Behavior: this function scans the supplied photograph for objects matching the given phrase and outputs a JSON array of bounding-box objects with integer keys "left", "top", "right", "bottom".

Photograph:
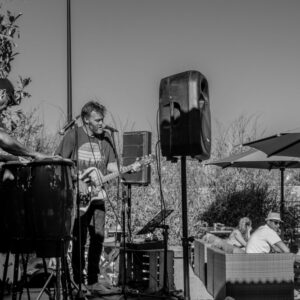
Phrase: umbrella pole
[{"left": 280, "top": 168, "right": 285, "bottom": 219}]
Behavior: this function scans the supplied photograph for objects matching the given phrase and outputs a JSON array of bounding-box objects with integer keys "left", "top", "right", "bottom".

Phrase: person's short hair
[{"left": 81, "top": 100, "right": 106, "bottom": 121}]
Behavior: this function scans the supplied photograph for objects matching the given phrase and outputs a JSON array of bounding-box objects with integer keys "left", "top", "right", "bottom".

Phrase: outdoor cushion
[{"left": 203, "top": 233, "right": 240, "bottom": 254}]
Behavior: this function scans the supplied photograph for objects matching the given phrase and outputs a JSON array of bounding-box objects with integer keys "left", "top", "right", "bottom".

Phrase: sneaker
[
  {"left": 87, "top": 282, "right": 121, "bottom": 295},
  {"left": 87, "top": 282, "right": 112, "bottom": 293},
  {"left": 72, "top": 284, "right": 91, "bottom": 297},
  {"left": 98, "top": 278, "right": 112, "bottom": 289}
]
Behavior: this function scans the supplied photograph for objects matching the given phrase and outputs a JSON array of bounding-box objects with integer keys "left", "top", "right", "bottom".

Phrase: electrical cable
[
  {"left": 155, "top": 108, "right": 170, "bottom": 291},
  {"left": 82, "top": 123, "right": 122, "bottom": 226}
]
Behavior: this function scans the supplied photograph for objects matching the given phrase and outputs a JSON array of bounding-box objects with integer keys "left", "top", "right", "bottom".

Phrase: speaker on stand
[
  {"left": 159, "top": 70, "right": 211, "bottom": 160},
  {"left": 122, "top": 131, "right": 152, "bottom": 186},
  {"left": 122, "top": 130, "right": 152, "bottom": 241},
  {"left": 159, "top": 70, "right": 211, "bottom": 300},
  {"left": 118, "top": 131, "right": 152, "bottom": 294}
]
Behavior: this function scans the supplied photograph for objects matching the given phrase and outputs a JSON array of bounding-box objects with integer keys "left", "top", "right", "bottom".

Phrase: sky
[{"left": 2, "top": 0, "right": 300, "bottom": 140}]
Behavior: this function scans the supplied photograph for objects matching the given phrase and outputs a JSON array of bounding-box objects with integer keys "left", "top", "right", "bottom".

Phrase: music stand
[
  {"left": 136, "top": 209, "right": 182, "bottom": 298},
  {"left": 137, "top": 209, "right": 173, "bottom": 235}
]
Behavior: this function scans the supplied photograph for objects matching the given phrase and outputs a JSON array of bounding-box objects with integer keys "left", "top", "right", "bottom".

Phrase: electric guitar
[{"left": 78, "top": 155, "right": 154, "bottom": 213}]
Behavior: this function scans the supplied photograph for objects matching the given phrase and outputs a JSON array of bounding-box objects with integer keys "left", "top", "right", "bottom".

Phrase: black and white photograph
[{"left": 1, "top": 1, "right": 300, "bottom": 299}]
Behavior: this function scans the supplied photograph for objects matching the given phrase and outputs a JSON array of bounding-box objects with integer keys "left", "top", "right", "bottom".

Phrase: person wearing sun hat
[{"left": 246, "top": 211, "right": 290, "bottom": 253}]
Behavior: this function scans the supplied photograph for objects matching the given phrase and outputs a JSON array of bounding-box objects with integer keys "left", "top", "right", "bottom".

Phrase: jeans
[{"left": 72, "top": 199, "right": 105, "bottom": 285}]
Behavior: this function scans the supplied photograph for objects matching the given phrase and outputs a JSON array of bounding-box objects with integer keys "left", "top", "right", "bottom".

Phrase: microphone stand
[
  {"left": 58, "top": 120, "right": 87, "bottom": 299},
  {"left": 73, "top": 123, "right": 87, "bottom": 300},
  {"left": 106, "top": 130, "right": 129, "bottom": 299}
]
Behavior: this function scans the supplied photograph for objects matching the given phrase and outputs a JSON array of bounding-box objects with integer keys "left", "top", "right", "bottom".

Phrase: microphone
[
  {"left": 104, "top": 125, "right": 119, "bottom": 133},
  {"left": 59, "top": 115, "right": 81, "bottom": 135}
]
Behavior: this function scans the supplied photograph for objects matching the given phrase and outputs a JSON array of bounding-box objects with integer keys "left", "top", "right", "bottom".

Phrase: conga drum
[
  {"left": 28, "top": 159, "right": 75, "bottom": 257},
  {"left": 0, "top": 161, "right": 33, "bottom": 253}
]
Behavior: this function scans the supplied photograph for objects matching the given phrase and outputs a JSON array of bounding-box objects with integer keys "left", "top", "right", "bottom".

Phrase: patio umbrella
[
  {"left": 243, "top": 132, "right": 300, "bottom": 158},
  {"left": 206, "top": 148, "right": 300, "bottom": 217}
]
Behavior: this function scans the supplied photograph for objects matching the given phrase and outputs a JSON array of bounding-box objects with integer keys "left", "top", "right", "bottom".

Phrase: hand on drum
[{"left": 33, "top": 152, "right": 62, "bottom": 160}]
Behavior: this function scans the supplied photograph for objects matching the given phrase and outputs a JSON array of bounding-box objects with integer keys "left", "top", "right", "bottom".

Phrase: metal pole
[
  {"left": 280, "top": 168, "right": 285, "bottom": 218},
  {"left": 67, "top": 0, "right": 73, "bottom": 122},
  {"left": 181, "top": 156, "right": 190, "bottom": 300}
]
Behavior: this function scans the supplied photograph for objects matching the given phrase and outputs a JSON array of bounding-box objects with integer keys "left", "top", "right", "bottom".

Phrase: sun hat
[{"left": 265, "top": 211, "right": 283, "bottom": 222}]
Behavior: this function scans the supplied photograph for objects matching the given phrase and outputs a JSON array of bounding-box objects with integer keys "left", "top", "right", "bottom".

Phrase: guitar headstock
[
  {"left": 129, "top": 154, "right": 155, "bottom": 172},
  {"left": 135, "top": 154, "right": 155, "bottom": 166}
]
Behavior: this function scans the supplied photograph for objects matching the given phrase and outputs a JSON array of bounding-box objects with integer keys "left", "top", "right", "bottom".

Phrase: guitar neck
[{"left": 101, "top": 164, "right": 133, "bottom": 184}]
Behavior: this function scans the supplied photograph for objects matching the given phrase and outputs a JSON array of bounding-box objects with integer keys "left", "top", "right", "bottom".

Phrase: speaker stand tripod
[{"left": 156, "top": 224, "right": 183, "bottom": 299}]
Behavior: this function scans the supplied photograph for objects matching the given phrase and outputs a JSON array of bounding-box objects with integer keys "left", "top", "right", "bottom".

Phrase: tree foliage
[
  {"left": 0, "top": 6, "right": 56, "bottom": 154},
  {"left": 0, "top": 6, "right": 31, "bottom": 101}
]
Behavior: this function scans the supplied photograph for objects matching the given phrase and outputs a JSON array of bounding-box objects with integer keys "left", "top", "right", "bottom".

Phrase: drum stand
[
  {"left": 32, "top": 238, "right": 74, "bottom": 300},
  {"left": 34, "top": 257, "right": 57, "bottom": 300},
  {"left": 35, "top": 244, "right": 74, "bottom": 300},
  {"left": 0, "top": 247, "right": 32, "bottom": 300},
  {"left": 1, "top": 240, "right": 74, "bottom": 300},
  {"left": 0, "top": 252, "right": 10, "bottom": 300}
]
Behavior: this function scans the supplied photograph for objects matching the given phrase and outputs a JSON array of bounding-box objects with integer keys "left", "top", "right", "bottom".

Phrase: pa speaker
[
  {"left": 159, "top": 70, "right": 211, "bottom": 160},
  {"left": 122, "top": 131, "right": 151, "bottom": 186}
]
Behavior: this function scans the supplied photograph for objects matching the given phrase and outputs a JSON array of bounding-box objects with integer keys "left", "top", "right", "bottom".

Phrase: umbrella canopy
[
  {"left": 208, "top": 148, "right": 300, "bottom": 169},
  {"left": 244, "top": 132, "right": 300, "bottom": 158},
  {"left": 207, "top": 148, "right": 300, "bottom": 217}
]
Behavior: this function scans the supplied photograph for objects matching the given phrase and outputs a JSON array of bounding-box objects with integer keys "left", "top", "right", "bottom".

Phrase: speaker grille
[
  {"left": 122, "top": 131, "right": 152, "bottom": 185},
  {"left": 159, "top": 70, "right": 211, "bottom": 160}
]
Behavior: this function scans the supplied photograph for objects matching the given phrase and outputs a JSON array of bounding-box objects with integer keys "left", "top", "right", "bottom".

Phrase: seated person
[
  {"left": 246, "top": 211, "right": 290, "bottom": 253},
  {"left": 227, "top": 217, "right": 252, "bottom": 248}
]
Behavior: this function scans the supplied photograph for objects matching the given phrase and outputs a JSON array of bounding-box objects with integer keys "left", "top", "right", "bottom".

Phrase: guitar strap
[{"left": 87, "top": 132, "right": 110, "bottom": 199}]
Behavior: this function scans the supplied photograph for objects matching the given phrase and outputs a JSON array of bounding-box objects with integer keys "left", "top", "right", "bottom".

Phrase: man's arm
[
  {"left": 107, "top": 161, "right": 118, "bottom": 173},
  {"left": 0, "top": 129, "right": 45, "bottom": 159},
  {"left": 272, "top": 241, "right": 290, "bottom": 253},
  {"left": 108, "top": 161, "right": 142, "bottom": 175}
]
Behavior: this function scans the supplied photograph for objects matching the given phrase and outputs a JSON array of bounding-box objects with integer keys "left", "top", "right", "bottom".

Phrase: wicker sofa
[{"left": 194, "top": 237, "right": 295, "bottom": 300}]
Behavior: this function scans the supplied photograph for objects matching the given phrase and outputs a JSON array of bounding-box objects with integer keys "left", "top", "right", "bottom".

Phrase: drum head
[
  {"left": 29, "top": 158, "right": 74, "bottom": 167},
  {"left": 2, "top": 161, "right": 29, "bottom": 168}
]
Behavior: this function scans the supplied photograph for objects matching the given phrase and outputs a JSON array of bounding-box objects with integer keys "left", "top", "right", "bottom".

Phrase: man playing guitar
[{"left": 55, "top": 100, "right": 120, "bottom": 293}]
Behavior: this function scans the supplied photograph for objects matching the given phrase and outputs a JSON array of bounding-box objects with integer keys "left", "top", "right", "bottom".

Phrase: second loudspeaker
[{"left": 122, "top": 131, "right": 152, "bottom": 186}]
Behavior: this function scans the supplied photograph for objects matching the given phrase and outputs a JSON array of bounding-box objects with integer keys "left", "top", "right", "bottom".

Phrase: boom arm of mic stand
[{"left": 107, "top": 131, "right": 128, "bottom": 294}]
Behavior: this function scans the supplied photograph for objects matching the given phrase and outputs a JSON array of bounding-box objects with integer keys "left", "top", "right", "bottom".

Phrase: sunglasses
[{"left": 271, "top": 220, "right": 281, "bottom": 225}]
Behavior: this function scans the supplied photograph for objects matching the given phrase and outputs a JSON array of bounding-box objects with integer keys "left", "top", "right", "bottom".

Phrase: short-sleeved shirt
[
  {"left": 245, "top": 224, "right": 281, "bottom": 253},
  {"left": 55, "top": 126, "right": 116, "bottom": 175}
]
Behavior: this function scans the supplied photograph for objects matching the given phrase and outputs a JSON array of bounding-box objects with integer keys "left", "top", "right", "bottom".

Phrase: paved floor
[{"left": 1, "top": 247, "right": 212, "bottom": 300}]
